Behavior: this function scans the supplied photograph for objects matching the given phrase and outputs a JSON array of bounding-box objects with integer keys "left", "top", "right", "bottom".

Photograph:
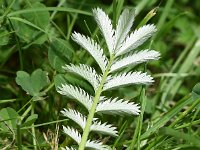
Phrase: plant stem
[
  {"left": 113, "top": 121, "right": 128, "bottom": 147},
  {"left": 128, "top": 64, "right": 147, "bottom": 150},
  {"left": 8, "top": 18, "right": 23, "bottom": 70},
  {"left": 137, "top": 64, "right": 147, "bottom": 150},
  {"left": 17, "top": 117, "right": 22, "bottom": 150},
  {"left": 78, "top": 55, "right": 115, "bottom": 150},
  {"left": 31, "top": 101, "right": 37, "bottom": 150},
  {"left": 113, "top": 0, "right": 117, "bottom": 28},
  {"left": 137, "top": 88, "right": 146, "bottom": 150},
  {"left": 128, "top": 119, "right": 138, "bottom": 149},
  {"left": 128, "top": 88, "right": 145, "bottom": 150},
  {"left": 66, "top": 0, "right": 85, "bottom": 40}
]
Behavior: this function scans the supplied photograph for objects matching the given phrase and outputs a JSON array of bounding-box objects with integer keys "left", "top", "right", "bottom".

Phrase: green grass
[{"left": 0, "top": 0, "right": 200, "bottom": 149}]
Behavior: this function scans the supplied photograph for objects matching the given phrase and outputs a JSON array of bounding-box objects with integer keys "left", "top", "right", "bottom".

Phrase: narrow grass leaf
[
  {"left": 141, "top": 95, "right": 192, "bottom": 140},
  {"left": 159, "top": 127, "right": 200, "bottom": 148}
]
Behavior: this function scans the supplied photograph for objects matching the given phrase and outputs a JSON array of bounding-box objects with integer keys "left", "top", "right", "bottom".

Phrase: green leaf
[
  {"left": 0, "top": 29, "right": 10, "bottom": 45},
  {"left": 16, "top": 71, "right": 34, "bottom": 95},
  {"left": 22, "top": 3, "right": 49, "bottom": 30},
  {"left": 54, "top": 74, "right": 67, "bottom": 90},
  {"left": 11, "top": 2, "right": 50, "bottom": 44},
  {"left": 0, "top": 46, "right": 15, "bottom": 64},
  {"left": 0, "top": 107, "right": 19, "bottom": 134},
  {"left": 48, "top": 38, "right": 74, "bottom": 72},
  {"left": 54, "top": 74, "right": 93, "bottom": 93},
  {"left": 31, "top": 69, "right": 49, "bottom": 94},
  {"left": 16, "top": 69, "right": 50, "bottom": 96},
  {"left": 22, "top": 114, "right": 38, "bottom": 127}
]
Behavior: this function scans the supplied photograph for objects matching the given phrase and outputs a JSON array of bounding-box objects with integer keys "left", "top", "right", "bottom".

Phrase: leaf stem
[
  {"left": 21, "top": 104, "right": 32, "bottom": 121},
  {"left": 0, "top": 98, "right": 22, "bottom": 104},
  {"left": 43, "top": 81, "right": 55, "bottom": 93},
  {"left": 78, "top": 55, "right": 115, "bottom": 150}
]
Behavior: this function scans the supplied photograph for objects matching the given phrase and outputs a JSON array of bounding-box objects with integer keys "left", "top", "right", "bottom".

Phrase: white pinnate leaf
[
  {"left": 63, "top": 64, "right": 101, "bottom": 91},
  {"left": 110, "top": 49, "right": 160, "bottom": 72},
  {"left": 63, "top": 126, "right": 108, "bottom": 150},
  {"left": 104, "top": 72, "right": 154, "bottom": 91},
  {"left": 93, "top": 8, "right": 115, "bottom": 55},
  {"left": 115, "top": 8, "right": 135, "bottom": 51},
  {"left": 86, "top": 139, "right": 108, "bottom": 150},
  {"left": 59, "top": 7, "right": 160, "bottom": 150},
  {"left": 116, "top": 24, "right": 157, "bottom": 56},
  {"left": 62, "top": 147, "right": 76, "bottom": 150},
  {"left": 63, "top": 126, "right": 81, "bottom": 144},
  {"left": 57, "top": 84, "right": 92, "bottom": 111},
  {"left": 61, "top": 109, "right": 118, "bottom": 136},
  {"left": 72, "top": 32, "right": 108, "bottom": 72},
  {"left": 61, "top": 108, "right": 86, "bottom": 129},
  {"left": 96, "top": 98, "right": 140, "bottom": 115},
  {"left": 91, "top": 120, "right": 118, "bottom": 136}
]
